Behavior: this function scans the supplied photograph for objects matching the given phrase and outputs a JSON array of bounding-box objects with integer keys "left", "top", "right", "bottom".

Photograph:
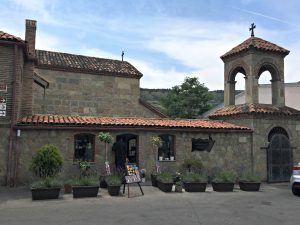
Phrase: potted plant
[
  {"left": 175, "top": 181, "right": 183, "bottom": 193},
  {"left": 150, "top": 136, "right": 162, "bottom": 187},
  {"left": 239, "top": 173, "right": 261, "bottom": 191},
  {"left": 99, "top": 175, "right": 108, "bottom": 188},
  {"left": 211, "top": 170, "right": 237, "bottom": 192},
  {"left": 140, "top": 169, "right": 146, "bottom": 183},
  {"left": 106, "top": 174, "right": 122, "bottom": 196},
  {"left": 64, "top": 179, "right": 73, "bottom": 194},
  {"left": 98, "top": 132, "right": 113, "bottom": 165},
  {"left": 31, "top": 177, "right": 62, "bottom": 200},
  {"left": 71, "top": 176, "right": 100, "bottom": 198},
  {"left": 182, "top": 172, "right": 207, "bottom": 192},
  {"left": 182, "top": 158, "right": 203, "bottom": 173},
  {"left": 156, "top": 172, "right": 174, "bottom": 192},
  {"left": 30, "top": 144, "right": 63, "bottom": 200}
]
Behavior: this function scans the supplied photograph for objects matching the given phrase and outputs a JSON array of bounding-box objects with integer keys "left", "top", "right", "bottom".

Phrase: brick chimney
[
  {"left": 20, "top": 19, "right": 37, "bottom": 116},
  {"left": 25, "top": 19, "right": 36, "bottom": 59}
]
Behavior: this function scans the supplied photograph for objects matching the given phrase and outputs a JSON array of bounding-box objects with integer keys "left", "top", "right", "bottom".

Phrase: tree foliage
[
  {"left": 30, "top": 144, "right": 63, "bottom": 178},
  {"left": 161, "top": 77, "right": 213, "bottom": 118}
]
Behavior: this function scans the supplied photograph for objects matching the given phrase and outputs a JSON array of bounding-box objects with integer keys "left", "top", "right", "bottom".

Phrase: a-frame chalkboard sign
[{"left": 123, "top": 164, "right": 144, "bottom": 198}]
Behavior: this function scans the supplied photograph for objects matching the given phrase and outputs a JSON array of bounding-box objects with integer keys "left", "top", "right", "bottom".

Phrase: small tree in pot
[
  {"left": 98, "top": 132, "right": 113, "bottom": 187},
  {"left": 30, "top": 144, "right": 63, "bottom": 200},
  {"left": 71, "top": 161, "right": 100, "bottom": 198},
  {"left": 149, "top": 136, "right": 162, "bottom": 187}
]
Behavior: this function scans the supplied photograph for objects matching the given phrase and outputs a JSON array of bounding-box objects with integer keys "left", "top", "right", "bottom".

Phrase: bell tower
[{"left": 221, "top": 23, "right": 289, "bottom": 107}]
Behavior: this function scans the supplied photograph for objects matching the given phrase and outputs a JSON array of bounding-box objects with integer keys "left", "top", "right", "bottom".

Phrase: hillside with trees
[{"left": 140, "top": 88, "right": 242, "bottom": 117}]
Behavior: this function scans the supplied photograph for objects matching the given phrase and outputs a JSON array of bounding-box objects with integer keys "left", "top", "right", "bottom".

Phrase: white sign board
[
  {"left": 0, "top": 97, "right": 6, "bottom": 104},
  {"left": 0, "top": 111, "right": 6, "bottom": 117},
  {"left": 0, "top": 83, "right": 7, "bottom": 92},
  {"left": 0, "top": 103, "right": 6, "bottom": 110}
]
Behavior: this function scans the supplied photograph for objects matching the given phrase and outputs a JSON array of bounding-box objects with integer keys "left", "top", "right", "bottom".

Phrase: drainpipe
[{"left": 7, "top": 44, "right": 18, "bottom": 187}]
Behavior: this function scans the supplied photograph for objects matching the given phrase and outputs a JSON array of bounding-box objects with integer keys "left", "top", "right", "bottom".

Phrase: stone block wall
[
  {"left": 33, "top": 68, "right": 160, "bottom": 118},
  {"left": 224, "top": 116, "right": 300, "bottom": 180},
  {"left": 16, "top": 128, "right": 252, "bottom": 184}
]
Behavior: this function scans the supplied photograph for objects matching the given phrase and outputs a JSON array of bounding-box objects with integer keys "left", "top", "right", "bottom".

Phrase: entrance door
[
  {"left": 116, "top": 134, "right": 138, "bottom": 165},
  {"left": 267, "top": 133, "right": 293, "bottom": 182}
]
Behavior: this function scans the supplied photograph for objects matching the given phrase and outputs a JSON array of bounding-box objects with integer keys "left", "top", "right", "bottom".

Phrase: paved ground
[{"left": 0, "top": 183, "right": 299, "bottom": 225}]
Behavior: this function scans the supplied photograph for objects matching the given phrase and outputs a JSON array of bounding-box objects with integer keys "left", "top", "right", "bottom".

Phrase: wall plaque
[
  {"left": 0, "top": 111, "right": 6, "bottom": 117},
  {"left": 192, "top": 136, "right": 215, "bottom": 152},
  {"left": 0, "top": 97, "right": 6, "bottom": 104},
  {"left": 0, "top": 103, "right": 6, "bottom": 110},
  {"left": 0, "top": 83, "right": 7, "bottom": 92}
]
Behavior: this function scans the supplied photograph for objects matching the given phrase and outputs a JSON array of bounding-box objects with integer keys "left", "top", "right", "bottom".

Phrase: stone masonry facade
[
  {"left": 16, "top": 129, "right": 252, "bottom": 184},
  {"left": 32, "top": 68, "right": 159, "bottom": 118}
]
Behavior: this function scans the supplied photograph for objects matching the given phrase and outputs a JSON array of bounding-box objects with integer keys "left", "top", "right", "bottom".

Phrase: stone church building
[{"left": 0, "top": 20, "right": 299, "bottom": 186}]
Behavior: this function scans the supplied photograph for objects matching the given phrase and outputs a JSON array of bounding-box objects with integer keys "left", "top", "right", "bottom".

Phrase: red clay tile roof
[
  {"left": 0, "top": 31, "right": 24, "bottom": 43},
  {"left": 18, "top": 115, "right": 251, "bottom": 131},
  {"left": 221, "top": 37, "right": 289, "bottom": 60},
  {"left": 209, "top": 103, "right": 300, "bottom": 119},
  {"left": 35, "top": 50, "right": 143, "bottom": 78}
]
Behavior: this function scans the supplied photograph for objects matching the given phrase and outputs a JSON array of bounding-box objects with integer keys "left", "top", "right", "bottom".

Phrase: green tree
[{"left": 161, "top": 77, "right": 212, "bottom": 118}]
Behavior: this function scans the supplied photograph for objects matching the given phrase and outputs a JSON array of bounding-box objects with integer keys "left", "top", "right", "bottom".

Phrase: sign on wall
[
  {"left": 191, "top": 136, "right": 215, "bottom": 152},
  {"left": 0, "top": 97, "right": 6, "bottom": 117},
  {"left": 0, "top": 83, "right": 7, "bottom": 92}
]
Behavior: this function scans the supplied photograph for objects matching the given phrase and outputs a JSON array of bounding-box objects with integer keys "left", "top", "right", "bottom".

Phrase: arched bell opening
[
  {"left": 225, "top": 66, "right": 247, "bottom": 106},
  {"left": 257, "top": 63, "right": 285, "bottom": 106}
]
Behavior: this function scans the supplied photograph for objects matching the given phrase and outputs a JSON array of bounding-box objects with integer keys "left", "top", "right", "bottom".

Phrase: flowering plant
[{"left": 140, "top": 169, "right": 147, "bottom": 178}]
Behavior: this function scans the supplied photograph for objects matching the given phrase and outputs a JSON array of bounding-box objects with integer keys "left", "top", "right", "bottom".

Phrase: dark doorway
[
  {"left": 116, "top": 134, "right": 138, "bottom": 165},
  {"left": 267, "top": 129, "right": 293, "bottom": 182}
]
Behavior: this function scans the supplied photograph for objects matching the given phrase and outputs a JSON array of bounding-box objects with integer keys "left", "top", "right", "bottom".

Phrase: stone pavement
[{"left": 0, "top": 183, "right": 299, "bottom": 225}]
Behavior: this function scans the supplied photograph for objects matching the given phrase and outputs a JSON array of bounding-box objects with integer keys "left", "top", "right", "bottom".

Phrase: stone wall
[
  {"left": 16, "top": 128, "right": 252, "bottom": 184},
  {"left": 224, "top": 116, "right": 300, "bottom": 180},
  {"left": 33, "top": 68, "right": 160, "bottom": 118}
]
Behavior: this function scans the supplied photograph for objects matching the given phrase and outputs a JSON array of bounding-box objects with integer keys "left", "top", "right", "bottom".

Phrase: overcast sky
[{"left": 1, "top": 0, "right": 300, "bottom": 90}]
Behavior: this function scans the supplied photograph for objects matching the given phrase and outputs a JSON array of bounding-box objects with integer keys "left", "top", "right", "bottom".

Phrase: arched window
[
  {"left": 268, "top": 127, "right": 289, "bottom": 142},
  {"left": 74, "top": 133, "right": 95, "bottom": 162},
  {"left": 158, "top": 134, "right": 175, "bottom": 161}
]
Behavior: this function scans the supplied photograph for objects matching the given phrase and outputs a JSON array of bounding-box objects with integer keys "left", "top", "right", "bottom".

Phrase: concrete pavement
[{"left": 0, "top": 183, "right": 299, "bottom": 225}]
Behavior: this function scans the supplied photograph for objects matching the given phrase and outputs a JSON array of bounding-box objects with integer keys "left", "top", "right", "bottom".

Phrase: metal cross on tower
[
  {"left": 121, "top": 51, "right": 124, "bottom": 61},
  {"left": 249, "top": 23, "right": 256, "bottom": 37}
]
